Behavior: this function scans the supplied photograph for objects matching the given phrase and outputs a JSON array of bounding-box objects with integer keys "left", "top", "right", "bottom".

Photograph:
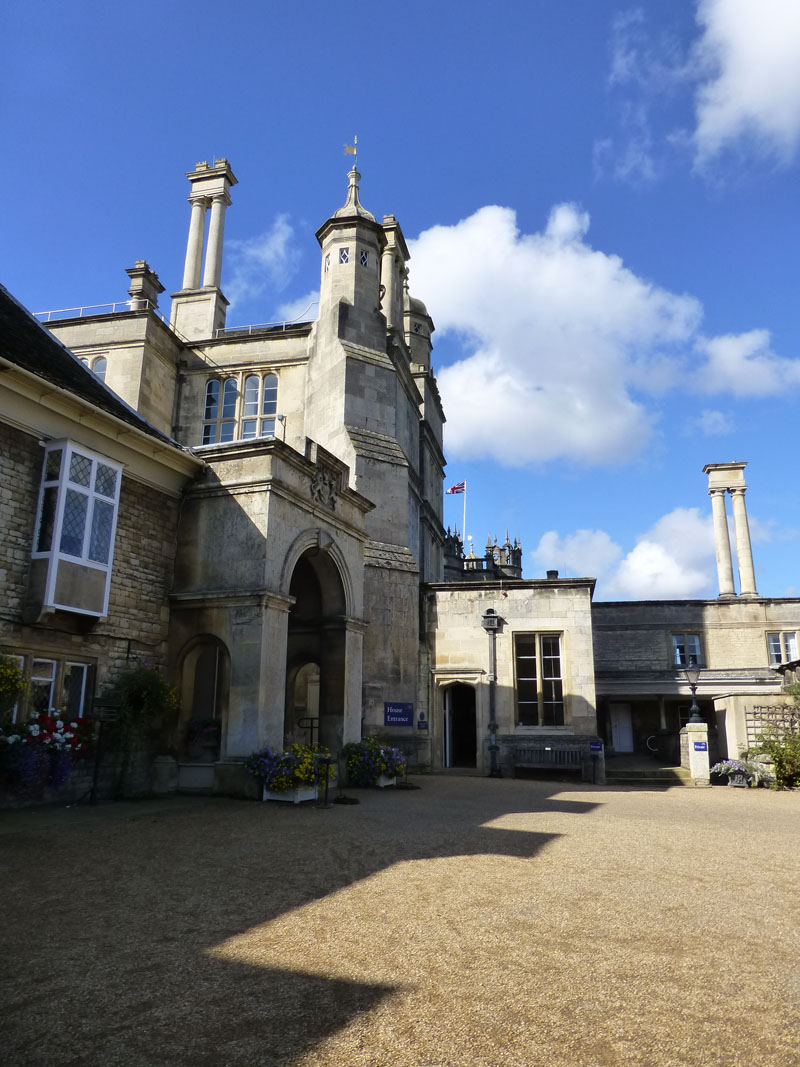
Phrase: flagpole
[{"left": 463, "top": 481, "right": 467, "bottom": 545}]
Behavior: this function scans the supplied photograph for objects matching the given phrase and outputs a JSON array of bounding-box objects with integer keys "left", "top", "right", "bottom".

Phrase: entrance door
[
  {"left": 444, "top": 684, "right": 477, "bottom": 768},
  {"left": 609, "top": 702, "right": 634, "bottom": 752}
]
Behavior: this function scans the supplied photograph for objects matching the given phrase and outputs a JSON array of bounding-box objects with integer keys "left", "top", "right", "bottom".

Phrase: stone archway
[
  {"left": 178, "top": 635, "right": 230, "bottom": 760},
  {"left": 286, "top": 548, "right": 348, "bottom": 754}
]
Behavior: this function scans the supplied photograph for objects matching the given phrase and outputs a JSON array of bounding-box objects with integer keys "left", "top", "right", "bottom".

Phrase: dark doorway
[{"left": 444, "top": 684, "right": 477, "bottom": 768}]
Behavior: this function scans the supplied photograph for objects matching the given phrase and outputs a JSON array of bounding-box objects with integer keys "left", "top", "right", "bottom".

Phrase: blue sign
[
  {"left": 384, "top": 702, "right": 413, "bottom": 726},
  {"left": 417, "top": 712, "right": 428, "bottom": 731},
  {"left": 589, "top": 740, "right": 603, "bottom": 751},
  {"left": 693, "top": 741, "right": 708, "bottom": 752}
]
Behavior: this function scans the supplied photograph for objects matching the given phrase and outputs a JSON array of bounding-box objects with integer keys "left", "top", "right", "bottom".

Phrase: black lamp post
[
  {"left": 684, "top": 665, "right": 703, "bottom": 723},
  {"left": 481, "top": 608, "right": 502, "bottom": 777}
]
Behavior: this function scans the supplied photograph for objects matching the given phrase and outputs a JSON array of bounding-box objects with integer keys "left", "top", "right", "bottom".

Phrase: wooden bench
[{"left": 512, "top": 743, "right": 587, "bottom": 780}]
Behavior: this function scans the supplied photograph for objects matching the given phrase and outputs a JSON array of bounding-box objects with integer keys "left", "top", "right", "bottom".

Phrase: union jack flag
[{"left": 445, "top": 481, "right": 466, "bottom": 495}]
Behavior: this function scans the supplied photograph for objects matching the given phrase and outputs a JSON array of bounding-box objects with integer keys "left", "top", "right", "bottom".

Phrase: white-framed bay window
[{"left": 31, "top": 440, "right": 122, "bottom": 617}]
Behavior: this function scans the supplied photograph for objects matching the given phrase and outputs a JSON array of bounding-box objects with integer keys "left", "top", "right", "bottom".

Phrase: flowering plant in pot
[
  {"left": 709, "top": 759, "right": 752, "bottom": 786},
  {"left": 245, "top": 743, "right": 334, "bottom": 796},
  {"left": 343, "top": 737, "right": 406, "bottom": 786},
  {"left": 185, "top": 717, "right": 222, "bottom": 759},
  {"left": 0, "top": 710, "right": 95, "bottom": 792}
]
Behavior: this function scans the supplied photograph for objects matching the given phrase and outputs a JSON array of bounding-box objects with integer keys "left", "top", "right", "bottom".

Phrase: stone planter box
[
  {"left": 727, "top": 772, "right": 750, "bottom": 788},
  {"left": 263, "top": 785, "right": 317, "bottom": 804},
  {"left": 177, "top": 761, "right": 215, "bottom": 792}
]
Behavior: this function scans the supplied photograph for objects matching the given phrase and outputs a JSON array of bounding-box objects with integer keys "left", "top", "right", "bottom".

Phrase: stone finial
[{"left": 333, "top": 166, "right": 376, "bottom": 222}]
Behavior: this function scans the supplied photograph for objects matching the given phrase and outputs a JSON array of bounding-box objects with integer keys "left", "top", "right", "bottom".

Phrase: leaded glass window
[{"left": 32, "top": 441, "right": 122, "bottom": 617}]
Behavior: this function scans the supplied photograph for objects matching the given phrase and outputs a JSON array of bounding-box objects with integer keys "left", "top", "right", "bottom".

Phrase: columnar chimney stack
[
  {"left": 170, "top": 158, "right": 238, "bottom": 341},
  {"left": 703, "top": 462, "right": 759, "bottom": 598}
]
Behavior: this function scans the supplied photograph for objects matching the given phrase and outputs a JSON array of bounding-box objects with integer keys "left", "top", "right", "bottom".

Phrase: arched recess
[
  {"left": 285, "top": 545, "right": 348, "bottom": 754},
  {"left": 284, "top": 661, "right": 321, "bottom": 747},
  {"left": 280, "top": 528, "right": 354, "bottom": 617},
  {"left": 440, "top": 681, "right": 477, "bottom": 768},
  {"left": 177, "top": 634, "right": 230, "bottom": 759}
]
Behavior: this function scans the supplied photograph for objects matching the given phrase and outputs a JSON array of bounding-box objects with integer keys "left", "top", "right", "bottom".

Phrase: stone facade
[
  {"left": 36, "top": 162, "right": 448, "bottom": 792},
  {"left": 7, "top": 157, "right": 799, "bottom": 802},
  {"left": 423, "top": 578, "right": 599, "bottom": 774},
  {"left": 592, "top": 598, "right": 800, "bottom": 760}
]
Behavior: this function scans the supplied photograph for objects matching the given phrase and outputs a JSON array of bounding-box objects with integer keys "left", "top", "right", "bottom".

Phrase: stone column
[
  {"left": 202, "top": 194, "right": 228, "bottom": 288},
  {"left": 182, "top": 198, "right": 207, "bottom": 290},
  {"left": 730, "top": 488, "right": 758, "bottom": 597},
  {"left": 380, "top": 247, "right": 397, "bottom": 327},
  {"left": 709, "top": 488, "right": 736, "bottom": 597}
]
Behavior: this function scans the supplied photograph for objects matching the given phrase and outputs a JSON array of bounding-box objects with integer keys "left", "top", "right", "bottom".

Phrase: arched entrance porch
[{"left": 285, "top": 547, "right": 348, "bottom": 754}]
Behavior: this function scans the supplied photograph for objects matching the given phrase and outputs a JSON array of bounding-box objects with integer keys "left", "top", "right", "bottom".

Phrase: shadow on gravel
[{"left": 0, "top": 780, "right": 601, "bottom": 1066}]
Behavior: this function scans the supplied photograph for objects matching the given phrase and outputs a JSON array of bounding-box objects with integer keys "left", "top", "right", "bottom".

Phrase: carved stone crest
[{"left": 310, "top": 466, "right": 338, "bottom": 510}]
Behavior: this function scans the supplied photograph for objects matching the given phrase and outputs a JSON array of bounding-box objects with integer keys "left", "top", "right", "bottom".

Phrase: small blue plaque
[
  {"left": 589, "top": 740, "right": 603, "bottom": 751},
  {"left": 384, "top": 702, "right": 413, "bottom": 726},
  {"left": 693, "top": 741, "right": 708, "bottom": 752}
]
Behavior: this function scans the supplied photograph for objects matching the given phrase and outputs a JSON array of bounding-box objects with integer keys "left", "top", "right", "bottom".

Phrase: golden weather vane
[{"left": 343, "top": 134, "right": 358, "bottom": 168}]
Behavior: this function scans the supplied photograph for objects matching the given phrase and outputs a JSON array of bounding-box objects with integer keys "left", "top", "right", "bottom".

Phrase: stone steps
[{"left": 605, "top": 766, "right": 693, "bottom": 787}]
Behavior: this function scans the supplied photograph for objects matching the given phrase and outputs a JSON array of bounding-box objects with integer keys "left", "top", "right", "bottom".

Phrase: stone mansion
[{"left": 1, "top": 158, "right": 798, "bottom": 793}]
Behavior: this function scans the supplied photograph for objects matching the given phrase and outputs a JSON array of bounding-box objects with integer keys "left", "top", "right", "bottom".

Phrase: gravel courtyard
[{"left": 1, "top": 776, "right": 798, "bottom": 1067}]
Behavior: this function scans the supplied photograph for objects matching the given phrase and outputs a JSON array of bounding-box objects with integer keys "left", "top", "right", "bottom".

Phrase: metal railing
[
  {"left": 214, "top": 301, "right": 319, "bottom": 339},
  {"left": 35, "top": 300, "right": 170, "bottom": 325},
  {"left": 34, "top": 297, "right": 320, "bottom": 346}
]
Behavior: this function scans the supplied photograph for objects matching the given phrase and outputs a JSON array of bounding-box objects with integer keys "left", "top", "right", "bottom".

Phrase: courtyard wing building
[{"left": 2, "top": 159, "right": 798, "bottom": 796}]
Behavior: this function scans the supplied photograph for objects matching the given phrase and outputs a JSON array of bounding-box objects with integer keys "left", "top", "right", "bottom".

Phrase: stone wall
[
  {"left": 0, "top": 421, "right": 180, "bottom": 704},
  {"left": 593, "top": 599, "right": 800, "bottom": 676},
  {"left": 425, "top": 579, "right": 598, "bottom": 772}
]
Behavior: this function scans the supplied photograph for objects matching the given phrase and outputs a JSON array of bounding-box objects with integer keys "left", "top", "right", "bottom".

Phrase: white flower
[
  {"left": 65, "top": 731, "right": 74, "bottom": 739},
  {"left": 8, "top": 734, "right": 19, "bottom": 744},
  {"left": 29, "top": 711, "right": 40, "bottom": 720},
  {"left": 55, "top": 720, "right": 63, "bottom": 729},
  {"left": 29, "top": 724, "right": 40, "bottom": 736},
  {"left": 69, "top": 722, "right": 78, "bottom": 729}
]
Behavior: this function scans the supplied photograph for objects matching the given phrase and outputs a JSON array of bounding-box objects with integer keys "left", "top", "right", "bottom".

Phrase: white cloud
[
  {"left": 692, "top": 0, "right": 800, "bottom": 166},
  {"left": 686, "top": 409, "right": 734, "bottom": 436},
  {"left": 224, "top": 214, "right": 300, "bottom": 310},
  {"left": 532, "top": 507, "right": 717, "bottom": 600},
  {"left": 409, "top": 204, "right": 704, "bottom": 466},
  {"left": 410, "top": 204, "right": 800, "bottom": 469},
  {"left": 697, "top": 329, "right": 800, "bottom": 395},
  {"left": 275, "top": 289, "right": 319, "bottom": 323},
  {"left": 533, "top": 529, "right": 622, "bottom": 581}
]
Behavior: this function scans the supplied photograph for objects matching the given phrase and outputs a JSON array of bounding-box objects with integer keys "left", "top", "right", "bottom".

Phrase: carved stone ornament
[{"left": 310, "top": 467, "right": 338, "bottom": 510}]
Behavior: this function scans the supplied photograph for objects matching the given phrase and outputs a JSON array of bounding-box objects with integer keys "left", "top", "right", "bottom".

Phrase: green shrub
[
  {"left": 748, "top": 724, "right": 800, "bottom": 790},
  {"left": 0, "top": 655, "right": 24, "bottom": 723}
]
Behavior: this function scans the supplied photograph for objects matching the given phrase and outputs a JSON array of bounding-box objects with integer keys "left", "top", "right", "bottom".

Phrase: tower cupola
[{"left": 316, "top": 165, "right": 386, "bottom": 342}]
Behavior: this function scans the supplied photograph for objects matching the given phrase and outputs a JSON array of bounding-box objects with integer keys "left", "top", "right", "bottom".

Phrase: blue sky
[{"left": 5, "top": 0, "right": 800, "bottom": 599}]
